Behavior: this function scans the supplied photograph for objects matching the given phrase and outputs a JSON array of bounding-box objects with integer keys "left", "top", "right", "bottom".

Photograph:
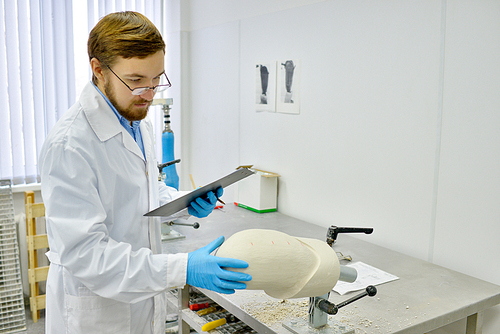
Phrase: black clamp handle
[
  {"left": 326, "top": 226, "right": 373, "bottom": 246},
  {"left": 316, "top": 285, "right": 377, "bottom": 315}
]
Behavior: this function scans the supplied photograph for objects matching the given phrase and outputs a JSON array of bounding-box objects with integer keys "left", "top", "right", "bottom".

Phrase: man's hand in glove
[
  {"left": 188, "top": 187, "right": 223, "bottom": 218},
  {"left": 187, "top": 236, "right": 252, "bottom": 294}
]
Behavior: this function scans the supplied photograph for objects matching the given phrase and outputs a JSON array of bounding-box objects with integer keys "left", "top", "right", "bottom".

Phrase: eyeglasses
[{"left": 104, "top": 64, "right": 171, "bottom": 96}]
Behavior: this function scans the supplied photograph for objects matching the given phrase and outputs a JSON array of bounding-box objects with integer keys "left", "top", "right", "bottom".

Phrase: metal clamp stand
[
  {"left": 166, "top": 221, "right": 200, "bottom": 229},
  {"left": 157, "top": 158, "right": 187, "bottom": 241},
  {"left": 313, "top": 286, "right": 377, "bottom": 320},
  {"left": 161, "top": 219, "right": 200, "bottom": 241},
  {"left": 284, "top": 225, "right": 377, "bottom": 334},
  {"left": 283, "top": 286, "right": 377, "bottom": 334}
]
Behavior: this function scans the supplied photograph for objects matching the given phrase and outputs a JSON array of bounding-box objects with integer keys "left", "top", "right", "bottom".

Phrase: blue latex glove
[
  {"left": 188, "top": 187, "right": 223, "bottom": 218},
  {"left": 187, "top": 236, "right": 252, "bottom": 294}
]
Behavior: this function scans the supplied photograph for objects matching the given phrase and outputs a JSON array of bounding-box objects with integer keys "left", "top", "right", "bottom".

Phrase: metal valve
[{"left": 157, "top": 159, "right": 181, "bottom": 181}]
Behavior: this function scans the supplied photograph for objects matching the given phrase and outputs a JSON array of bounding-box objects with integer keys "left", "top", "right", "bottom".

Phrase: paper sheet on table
[{"left": 332, "top": 261, "right": 399, "bottom": 295}]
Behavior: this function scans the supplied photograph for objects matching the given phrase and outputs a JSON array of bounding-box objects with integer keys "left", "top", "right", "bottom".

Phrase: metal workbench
[{"left": 162, "top": 205, "right": 500, "bottom": 334}]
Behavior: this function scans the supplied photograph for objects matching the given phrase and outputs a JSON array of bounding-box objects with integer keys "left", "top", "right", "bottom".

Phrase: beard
[{"left": 104, "top": 81, "right": 151, "bottom": 122}]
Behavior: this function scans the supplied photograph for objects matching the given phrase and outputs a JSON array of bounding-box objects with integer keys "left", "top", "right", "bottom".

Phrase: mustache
[{"left": 134, "top": 98, "right": 151, "bottom": 104}]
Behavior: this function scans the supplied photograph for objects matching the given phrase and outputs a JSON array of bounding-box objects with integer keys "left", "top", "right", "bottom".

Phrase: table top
[{"left": 162, "top": 205, "right": 500, "bottom": 334}]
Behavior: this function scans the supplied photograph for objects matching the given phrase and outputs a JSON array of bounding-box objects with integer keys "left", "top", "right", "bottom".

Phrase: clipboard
[{"left": 144, "top": 168, "right": 254, "bottom": 217}]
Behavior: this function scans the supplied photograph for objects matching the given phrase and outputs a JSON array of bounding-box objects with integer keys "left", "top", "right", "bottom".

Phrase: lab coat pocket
[{"left": 65, "top": 292, "right": 131, "bottom": 333}]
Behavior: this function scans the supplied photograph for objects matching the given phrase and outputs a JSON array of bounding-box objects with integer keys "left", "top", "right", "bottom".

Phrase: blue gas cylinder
[{"left": 162, "top": 129, "right": 179, "bottom": 190}]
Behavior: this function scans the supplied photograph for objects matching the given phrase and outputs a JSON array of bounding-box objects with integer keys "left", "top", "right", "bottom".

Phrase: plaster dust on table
[
  {"left": 241, "top": 295, "right": 309, "bottom": 326},
  {"left": 337, "top": 308, "right": 392, "bottom": 334},
  {"left": 337, "top": 303, "right": 423, "bottom": 334},
  {"left": 239, "top": 291, "right": 418, "bottom": 334},
  {"left": 240, "top": 292, "right": 394, "bottom": 334}
]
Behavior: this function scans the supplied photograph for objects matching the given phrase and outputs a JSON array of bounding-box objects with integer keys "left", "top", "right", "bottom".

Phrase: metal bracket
[{"left": 282, "top": 318, "right": 354, "bottom": 334}]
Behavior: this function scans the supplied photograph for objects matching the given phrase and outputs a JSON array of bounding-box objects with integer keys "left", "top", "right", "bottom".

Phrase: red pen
[{"left": 189, "top": 302, "right": 210, "bottom": 311}]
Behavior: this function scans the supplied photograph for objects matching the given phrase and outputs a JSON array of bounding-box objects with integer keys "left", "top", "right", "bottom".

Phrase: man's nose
[{"left": 140, "top": 88, "right": 155, "bottom": 100}]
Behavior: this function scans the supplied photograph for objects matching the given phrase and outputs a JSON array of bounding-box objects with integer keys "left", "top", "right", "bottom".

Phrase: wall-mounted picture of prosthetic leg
[
  {"left": 259, "top": 65, "right": 269, "bottom": 104},
  {"left": 255, "top": 62, "right": 276, "bottom": 112},
  {"left": 277, "top": 59, "right": 300, "bottom": 114}
]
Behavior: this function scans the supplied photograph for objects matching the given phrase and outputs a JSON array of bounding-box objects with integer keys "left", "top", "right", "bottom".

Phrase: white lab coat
[{"left": 39, "top": 82, "right": 187, "bottom": 334}]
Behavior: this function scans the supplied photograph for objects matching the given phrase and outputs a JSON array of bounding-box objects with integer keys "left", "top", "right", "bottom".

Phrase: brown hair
[{"left": 88, "top": 11, "right": 165, "bottom": 84}]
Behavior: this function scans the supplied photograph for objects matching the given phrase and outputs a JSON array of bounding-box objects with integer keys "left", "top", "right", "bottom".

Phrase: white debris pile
[
  {"left": 338, "top": 309, "right": 391, "bottom": 334},
  {"left": 241, "top": 298, "right": 309, "bottom": 326}
]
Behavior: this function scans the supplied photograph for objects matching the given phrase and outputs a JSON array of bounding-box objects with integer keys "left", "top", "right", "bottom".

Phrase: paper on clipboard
[{"left": 144, "top": 168, "right": 254, "bottom": 217}]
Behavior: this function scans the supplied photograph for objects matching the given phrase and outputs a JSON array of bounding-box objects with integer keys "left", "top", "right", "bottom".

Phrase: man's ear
[{"left": 90, "top": 58, "right": 106, "bottom": 84}]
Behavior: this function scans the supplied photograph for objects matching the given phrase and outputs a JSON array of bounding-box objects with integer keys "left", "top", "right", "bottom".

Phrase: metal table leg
[
  {"left": 178, "top": 285, "right": 191, "bottom": 334},
  {"left": 466, "top": 311, "right": 484, "bottom": 334}
]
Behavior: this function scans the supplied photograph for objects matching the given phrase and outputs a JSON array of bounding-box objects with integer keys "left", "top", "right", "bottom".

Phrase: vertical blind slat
[
  {"left": 30, "top": 0, "right": 45, "bottom": 183},
  {"left": 53, "top": 0, "right": 70, "bottom": 121},
  {"left": 98, "top": 1, "right": 106, "bottom": 19},
  {"left": 154, "top": 0, "right": 162, "bottom": 32},
  {"left": 135, "top": 0, "right": 143, "bottom": 14},
  {"left": 125, "top": 0, "right": 134, "bottom": 11},
  {"left": 65, "top": 1, "right": 76, "bottom": 107},
  {"left": 5, "top": 1, "right": 25, "bottom": 184},
  {"left": 40, "top": 0, "right": 57, "bottom": 133},
  {"left": 18, "top": 0, "right": 37, "bottom": 184},
  {"left": 105, "top": 0, "right": 113, "bottom": 14},
  {"left": 0, "top": 1, "right": 13, "bottom": 178},
  {"left": 115, "top": 0, "right": 123, "bottom": 13},
  {"left": 87, "top": 0, "right": 95, "bottom": 34},
  {"left": 144, "top": 0, "right": 153, "bottom": 19}
]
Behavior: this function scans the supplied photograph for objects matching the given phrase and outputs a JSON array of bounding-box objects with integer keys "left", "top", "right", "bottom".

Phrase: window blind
[
  {"left": 0, "top": 0, "right": 75, "bottom": 185},
  {"left": 0, "top": 0, "right": 166, "bottom": 185}
]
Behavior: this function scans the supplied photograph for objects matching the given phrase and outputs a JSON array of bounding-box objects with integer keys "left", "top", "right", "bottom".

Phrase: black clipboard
[{"left": 144, "top": 168, "right": 254, "bottom": 217}]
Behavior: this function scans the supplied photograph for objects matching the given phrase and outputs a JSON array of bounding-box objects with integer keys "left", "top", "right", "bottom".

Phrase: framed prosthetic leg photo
[
  {"left": 255, "top": 62, "right": 276, "bottom": 112},
  {"left": 277, "top": 59, "right": 300, "bottom": 114}
]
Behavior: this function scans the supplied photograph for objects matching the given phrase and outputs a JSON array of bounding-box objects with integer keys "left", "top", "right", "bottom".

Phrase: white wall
[
  {"left": 432, "top": 1, "right": 500, "bottom": 333},
  {"left": 186, "top": 21, "right": 241, "bottom": 191},
  {"left": 182, "top": 0, "right": 500, "bottom": 333}
]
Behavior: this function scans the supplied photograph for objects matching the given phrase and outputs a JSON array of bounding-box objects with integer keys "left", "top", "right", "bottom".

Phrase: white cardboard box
[{"left": 236, "top": 168, "right": 280, "bottom": 213}]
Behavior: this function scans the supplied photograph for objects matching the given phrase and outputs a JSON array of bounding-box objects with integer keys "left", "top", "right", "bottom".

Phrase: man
[{"left": 39, "top": 11, "right": 251, "bottom": 334}]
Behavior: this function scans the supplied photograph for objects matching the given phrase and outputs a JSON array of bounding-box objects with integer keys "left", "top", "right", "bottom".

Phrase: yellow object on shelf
[
  {"left": 196, "top": 306, "right": 219, "bottom": 316},
  {"left": 201, "top": 317, "right": 227, "bottom": 331},
  {"left": 201, "top": 314, "right": 238, "bottom": 332}
]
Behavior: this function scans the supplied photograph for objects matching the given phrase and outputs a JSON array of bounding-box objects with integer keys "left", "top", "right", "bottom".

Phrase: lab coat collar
[{"left": 80, "top": 82, "right": 145, "bottom": 161}]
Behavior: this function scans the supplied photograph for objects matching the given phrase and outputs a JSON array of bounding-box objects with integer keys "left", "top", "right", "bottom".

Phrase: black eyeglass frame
[{"left": 104, "top": 63, "right": 171, "bottom": 96}]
